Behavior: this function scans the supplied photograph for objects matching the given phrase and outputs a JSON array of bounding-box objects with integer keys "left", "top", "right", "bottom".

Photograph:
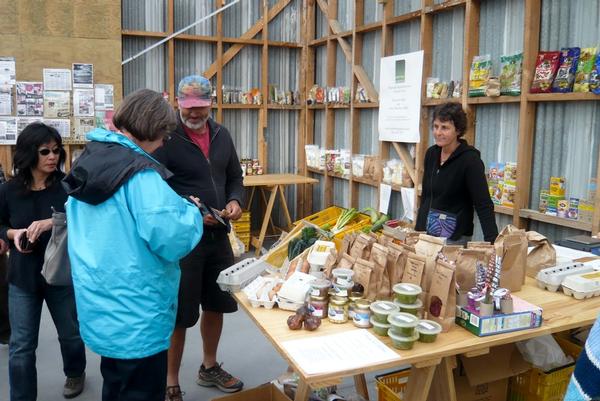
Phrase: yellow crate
[
  {"left": 232, "top": 221, "right": 251, "bottom": 233},
  {"left": 508, "top": 333, "right": 583, "bottom": 401},
  {"left": 237, "top": 211, "right": 251, "bottom": 223},
  {"left": 331, "top": 214, "right": 372, "bottom": 249},
  {"left": 376, "top": 369, "right": 410, "bottom": 401},
  {"left": 294, "top": 206, "right": 344, "bottom": 227}
]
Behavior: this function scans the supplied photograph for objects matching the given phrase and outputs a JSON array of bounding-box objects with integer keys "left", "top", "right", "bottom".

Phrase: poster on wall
[
  {"left": 74, "top": 117, "right": 95, "bottom": 140},
  {"left": 94, "top": 84, "right": 114, "bottom": 110},
  {"left": 16, "top": 82, "right": 44, "bottom": 116},
  {"left": 378, "top": 51, "right": 424, "bottom": 143},
  {"left": 44, "top": 91, "right": 71, "bottom": 118},
  {"left": 0, "top": 85, "right": 12, "bottom": 115},
  {"left": 72, "top": 63, "right": 93, "bottom": 88},
  {"left": 73, "top": 88, "right": 94, "bottom": 116},
  {"left": 0, "top": 57, "right": 16, "bottom": 85},
  {"left": 43, "top": 68, "right": 72, "bottom": 91},
  {"left": 44, "top": 118, "right": 71, "bottom": 138},
  {"left": 95, "top": 110, "right": 116, "bottom": 131},
  {"left": 0, "top": 117, "right": 17, "bottom": 145},
  {"left": 17, "top": 117, "right": 43, "bottom": 134}
]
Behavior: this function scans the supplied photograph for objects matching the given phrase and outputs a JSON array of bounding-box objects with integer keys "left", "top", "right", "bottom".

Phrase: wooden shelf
[
  {"left": 388, "top": 11, "right": 422, "bottom": 25},
  {"left": 308, "top": 104, "right": 326, "bottom": 109},
  {"left": 352, "top": 176, "right": 378, "bottom": 188},
  {"left": 307, "top": 167, "right": 324, "bottom": 175},
  {"left": 220, "top": 104, "right": 262, "bottom": 109},
  {"left": 424, "top": 0, "right": 467, "bottom": 14},
  {"left": 328, "top": 104, "right": 350, "bottom": 109},
  {"left": 267, "top": 104, "right": 303, "bottom": 110},
  {"left": 122, "top": 30, "right": 302, "bottom": 48},
  {"left": 526, "top": 92, "right": 600, "bottom": 102},
  {"left": 519, "top": 208, "right": 592, "bottom": 231},
  {"left": 467, "top": 96, "right": 521, "bottom": 105},
  {"left": 494, "top": 205, "right": 514, "bottom": 216},
  {"left": 354, "top": 102, "right": 379, "bottom": 108},
  {"left": 422, "top": 97, "right": 461, "bottom": 107}
]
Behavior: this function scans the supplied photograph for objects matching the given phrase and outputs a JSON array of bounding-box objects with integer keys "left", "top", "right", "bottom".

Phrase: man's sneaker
[
  {"left": 165, "top": 385, "right": 185, "bottom": 401},
  {"left": 63, "top": 372, "right": 85, "bottom": 399},
  {"left": 197, "top": 363, "right": 243, "bottom": 393}
]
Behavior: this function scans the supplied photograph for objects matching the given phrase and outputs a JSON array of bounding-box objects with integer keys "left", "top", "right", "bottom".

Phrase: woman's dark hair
[
  {"left": 112, "top": 89, "right": 177, "bottom": 141},
  {"left": 13, "top": 122, "right": 65, "bottom": 190},
  {"left": 432, "top": 102, "right": 467, "bottom": 137}
]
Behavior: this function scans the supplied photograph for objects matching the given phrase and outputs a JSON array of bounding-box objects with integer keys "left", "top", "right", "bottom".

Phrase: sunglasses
[{"left": 38, "top": 148, "right": 61, "bottom": 156}]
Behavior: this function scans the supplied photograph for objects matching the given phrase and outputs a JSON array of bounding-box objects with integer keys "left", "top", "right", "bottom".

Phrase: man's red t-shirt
[{"left": 182, "top": 123, "right": 210, "bottom": 159}]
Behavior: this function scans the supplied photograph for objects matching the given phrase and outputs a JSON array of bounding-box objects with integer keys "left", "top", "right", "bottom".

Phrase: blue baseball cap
[{"left": 177, "top": 75, "right": 212, "bottom": 108}]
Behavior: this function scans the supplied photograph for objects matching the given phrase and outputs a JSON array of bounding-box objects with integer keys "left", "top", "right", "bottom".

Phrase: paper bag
[
  {"left": 526, "top": 231, "right": 556, "bottom": 278},
  {"left": 427, "top": 259, "right": 456, "bottom": 332}
]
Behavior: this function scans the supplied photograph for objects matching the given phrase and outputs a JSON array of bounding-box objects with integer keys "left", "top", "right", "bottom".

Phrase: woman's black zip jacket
[
  {"left": 153, "top": 117, "right": 244, "bottom": 233},
  {"left": 415, "top": 140, "right": 498, "bottom": 243}
]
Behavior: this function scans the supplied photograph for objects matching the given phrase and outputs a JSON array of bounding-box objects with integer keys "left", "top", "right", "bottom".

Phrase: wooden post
[
  {"left": 349, "top": 1, "right": 364, "bottom": 209},
  {"left": 259, "top": 0, "right": 270, "bottom": 171},
  {"left": 324, "top": 0, "right": 338, "bottom": 207},
  {"left": 462, "top": 0, "right": 480, "bottom": 146},
  {"left": 167, "top": 0, "right": 175, "bottom": 106},
  {"left": 216, "top": 0, "right": 224, "bottom": 123}
]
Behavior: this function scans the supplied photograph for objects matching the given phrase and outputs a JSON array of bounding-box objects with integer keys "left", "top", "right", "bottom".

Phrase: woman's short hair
[
  {"left": 13, "top": 122, "right": 65, "bottom": 189},
  {"left": 432, "top": 102, "right": 467, "bottom": 137},
  {"left": 112, "top": 89, "right": 177, "bottom": 141}
]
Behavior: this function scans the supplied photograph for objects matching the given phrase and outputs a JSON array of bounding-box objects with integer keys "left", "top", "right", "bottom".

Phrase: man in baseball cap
[{"left": 153, "top": 75, "right": 245, "bottom": 400}]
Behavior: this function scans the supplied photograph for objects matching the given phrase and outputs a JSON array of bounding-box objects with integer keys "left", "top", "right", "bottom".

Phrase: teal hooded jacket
[{"left": 63, "top": 129, "right": 203, "bottom": 359}]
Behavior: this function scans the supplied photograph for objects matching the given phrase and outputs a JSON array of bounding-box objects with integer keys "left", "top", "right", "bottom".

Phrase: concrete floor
[{"left": 0, "top": 295, "right": 385, "bottom": 401}]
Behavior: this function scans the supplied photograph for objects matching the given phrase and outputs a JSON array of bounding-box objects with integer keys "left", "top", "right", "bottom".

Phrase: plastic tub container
[
  {"left": 394, "top": 298, "right": 423, "bottom": 317},
  {"left": 416, "top": 320, "right": 442, "bottom": 343},
  {"left": 332, "top": 281, "right": 354, "bottom": 297},
  {"left": 387, "top": 328, "right": 419, "bottom": 350},
  {"left": 370, "top": 301, "right": 400, "bottom": 324},
  {"left": 332, "top": 268, "right": 354, "bottom": 286},
  {"left": 307, "top": 241, "right": 336, "bottom": 272},
  {"left": 392, "top": 283, "right": 422, "bottom": 304},
  {"left": 370, "top": 316, "right": 391, "bottom": 336},
  {"left": 387, "top": 312, "right": 419, "bottom": 337},
  {"left": 309, "top": 279, "right": 331, "bottom": 298}
]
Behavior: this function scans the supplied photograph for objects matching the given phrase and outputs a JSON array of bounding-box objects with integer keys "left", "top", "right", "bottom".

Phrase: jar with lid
[
  {"left": 308, "top": 296, "right": 328, "bottom": 318},
  {"left": 328, "top": 296, "right": 348, "bottom": 324},
  {"left": 352, "top": 299, "right": 372, "bottom": 328},
  {"left": 348, "top": 294, "right": 364, "bottom": 319}
]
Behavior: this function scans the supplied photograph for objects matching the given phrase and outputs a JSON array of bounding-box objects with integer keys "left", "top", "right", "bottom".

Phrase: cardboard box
[
  {"left": 455, "top": 344, "right": 530, "bottom": 401},
  {"left": 455, "top": 295, "right": 543, "bottom": 337},
  {"left": 212, "top": 383, "right": 291, "bottom": 401}
]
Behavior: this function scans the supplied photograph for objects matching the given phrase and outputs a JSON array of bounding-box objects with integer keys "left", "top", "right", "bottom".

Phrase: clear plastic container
[
  {"left": 392, "top": 283, "right": 422, "bottom": 304},
  {"left": 309, "top": 279, "right": 331, "bottom": 298},
  {"left": 416, "top": 320, "right": 442, "bottom": 343},
  {"left": 387, "top": 312, "right": 419, "bottom": 337},
  {"left": 370, "top": 316, "right": 391, "bottom": 336},
  {"left": 388, "top": 329, "right": 419, "bottom": 350},
  {"left": 394, "top": 298, "right": 423, "bottom": 317},
  {"left": 332, "top": 268, "right": 354, "bottom": 286},
  {"left": 370, "top": 301, "right": 400, "bottom": 324}
]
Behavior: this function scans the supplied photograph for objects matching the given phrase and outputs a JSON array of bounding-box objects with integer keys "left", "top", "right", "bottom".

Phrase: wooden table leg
[
  {"left": 353, "top": 373, "right": 370, "bottom": 400},
  {"left": 427, "top": 357, "right": 457, "bottom": 401},
  {"left": 254, "top": 185, "right": 278, "bottom": 256},
  {"left": 278, "top": 185, "right": 294, "bottom": 230},
  {"left": 404, "top": 363, "right": 438, "bottom": 401},
  {"left": 294, "top": 379, "right": 311, "bottom": 401},
  {"left": 247, "top": 186, "right": 256, "bottom": 210},
  {"left": 260, "top": 187, "right": 277, "bottom": 234}
]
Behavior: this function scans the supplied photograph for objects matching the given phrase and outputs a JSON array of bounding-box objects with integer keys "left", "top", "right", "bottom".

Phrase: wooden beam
[
  {"left": 461, "top": 0, "right": 480, "bottom": 146},
  {"left": 323, "top": 0, "right": 337, "bottom": 208},
  {"left": 349, "top": 0, "right": 364, "bottom": 209},
  {"left": 259, "top": 0, "right": 269, "bottom": 171},
  {"left": 514, "top": 0, "right": 541, "bottom": 228},
  {"left": 302, "top": 0, "right": 317, "bottom": 216},
  {"left": 216, "top": 0, "right": 224, "bottom": 123},
  {"left": 203, "top": 0, "right": 291, "bottom": 79},
  {"left": 392, "top": 142, "right": 417, "bottom": 185},
  {"left": 167, "top": 0, "right": 175, "bottom": 106}
]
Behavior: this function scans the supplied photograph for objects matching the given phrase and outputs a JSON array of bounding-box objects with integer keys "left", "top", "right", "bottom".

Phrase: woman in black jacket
[
  {"left": 415, "top": 102, "right": 498, "bottom": 244},
  {"left": 0, "top": 123, "right": 86, "bottom": 400}
]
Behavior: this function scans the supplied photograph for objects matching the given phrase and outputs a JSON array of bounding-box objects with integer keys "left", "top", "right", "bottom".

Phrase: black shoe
[
  {"left": 63, "top": 372, "right": 85, "bottom": 399},
  {"left": 197, "top": 363, "right": 243, "bottom": 393}
]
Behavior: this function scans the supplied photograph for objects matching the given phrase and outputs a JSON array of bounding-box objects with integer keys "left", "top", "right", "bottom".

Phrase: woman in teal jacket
[{"left": 62, "top": 89, "right": 203, "bottom": 401}]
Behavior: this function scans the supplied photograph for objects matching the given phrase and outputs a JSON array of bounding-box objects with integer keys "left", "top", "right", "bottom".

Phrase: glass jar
[
  {"left": 348, "top": 294, "right": 364, "bottom": 320},
  {"left": 352, "top": 299, "right": 372, "bottom": 328},
  {"left": 308, "top": 296, "right": 328, "bottom": 318},
  {"left": 328, "top": 296, "right": 348, "bottom": 324}
]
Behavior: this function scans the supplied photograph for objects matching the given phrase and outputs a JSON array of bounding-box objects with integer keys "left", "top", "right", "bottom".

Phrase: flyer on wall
[
  {"left": 0, "top": 117, "right": 17, "bottom": 145},
  {"left": 16, "top": 82, "right": 44, "bottom": 116},
  {"left": 94, "top": 84, "right": 114, "bottom": 110},
  {"left": 95, "top": 110, "right": 116, "bottom": 132},
  {"left": 44, "top": 118, "right": 71, "bottom": 138},
  {"left": 0, "top": 85, "right": 12, "bottom": 115},
  {"left": 43, "top": 68, "right": 72, "bottom": 91},
  {"left": 73, "top": 88, "right": 94, "bottom": 117},
  {"left": 74, "top": 117, "right": 95, "bottom": 140},
  {"left": 378, "top": 51, "right": 424, "bottom": 143},
  {"left": 72, "top": 63, "right": 93, "bottom": 88},
  {"left": 0, "top": 57, "right": 16, "bottom": 85},
  {"left": 17, "top": 117, "right": 43, "bottom": 134},
  {"left": 44, "top": 91, "right": 71, "bottom": 118}
]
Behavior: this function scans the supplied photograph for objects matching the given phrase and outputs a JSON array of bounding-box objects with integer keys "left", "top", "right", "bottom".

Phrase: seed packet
[
  {"left": 531, "top": 51, "right": 561, "bottom": 93},
  {"left": 485, "top": 77, "right": 501, "bottom": 97},
  {"left": 354, "top": 258, "right": 374, "bottom": 298},
  {"left": 589, "top": 53, "right": 600, "bottom": 95},
  {"left": 468, "top": 55, "right": 492, "bottom": 97},
  {"left": 452, "top": 81, "right": 462, "bottom": 98},
  {"left": 574, "top": 48, "right": 597, "bottom": 92},
  {"left": 499, "top": 53, "right": 523, "bottom": 96},
  {"left": 552, "top": 47, "right": 581, "bottom": 93},
  {"left": 426, "top": 77, "right": 439, "bottom": 98},
  {"left": 369, "top": 243, "right": 390, "bottom": 300}
]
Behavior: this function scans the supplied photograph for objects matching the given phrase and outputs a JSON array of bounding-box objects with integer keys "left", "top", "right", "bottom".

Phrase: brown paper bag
[
  {"left": 386, "top": 243, "right": 404, "bottom": 286},
  {"left": 337, "top": 253, "right": 356, "bottom": 271},
  {"left": 526, "top": 231, "right": 556, "bottom": 278},
  {"left": 354, "top": 258, "right": 374, "bottom": 298},
  {"left": 415, "top": 234, "right": 446, "bottom": 292},
  {"left": 350, "top": 233, "right": 374, "bottom": 260},
  {"left": 466, "top": 242, "right": 494, "bottom": 266},
  {"left": 405, "top": 231, "right": 426, "bottom": 246},
  {"left": 427, "top": 259, "right": 456, "bottom": 332},
  {"left": 402, "top": 253, "right": 427, "bottom": 287},
  {"left": 455, "top": 248, "right": 486, "bottom": 291},
  {"left": 370, "top": 243, "right": 390, "bottom": 300},
  {"left": 441, "top": 245, "right": 463, "bottom": 263},
  {"left": 323, "top": 248, "right": 338, "bottom": 279},
  {"left": 498, "top": 234, "right": 527, "bottom": 292},
  {"left": 339, "top": 233, "right": 357, "bottom": 262}
]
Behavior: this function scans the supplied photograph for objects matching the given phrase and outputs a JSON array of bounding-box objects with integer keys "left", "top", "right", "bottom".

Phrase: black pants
[
  {"left": 0, "top": 254, "right": 10, "bottom": 341},
  {"left": 100, "top": 350, "right": 167, "bottom": 401}
]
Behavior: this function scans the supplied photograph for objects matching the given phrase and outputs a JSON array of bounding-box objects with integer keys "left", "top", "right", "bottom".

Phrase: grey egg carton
[
  {"left": 535, "top": 262, "right": 592, "bottom": 292},
  {"left": 217, "top": 257, "right": 274, "bottom": 293}
]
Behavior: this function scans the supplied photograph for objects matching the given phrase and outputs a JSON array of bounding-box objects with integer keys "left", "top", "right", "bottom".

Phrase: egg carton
[
  {"left": 242, "top": 276, "right": 280, "bottom": 309},
  {"left": 535, "top": 262, "right": 592, "bottom": 292},
  {"left": 217, "top": 257, "right": 273, "bottom": 293},
  {"left": 276, "top": 296, "right": 305, "bottom": 312},
  {"left": 562, "top": 271, "right": 600, "bottom": 300}
]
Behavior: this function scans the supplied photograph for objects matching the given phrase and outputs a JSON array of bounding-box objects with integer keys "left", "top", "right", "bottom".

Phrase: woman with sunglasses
[{"left": 0, "top": 123, "right": 86, "bottom": 400}]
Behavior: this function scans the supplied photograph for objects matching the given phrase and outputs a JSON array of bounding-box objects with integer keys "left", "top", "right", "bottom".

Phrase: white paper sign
[
  {"left": 0, "top": 117, "right": 17, "bottom": 144},
  {"left": 73, "top": 88, "right": 94, "bottom": 117},
  {"left": 44, "top": 118, "right": 71, "bottom": 138},
  {"left": 281, "top": 330, "right": 400, "bottom": 375},
  {"left": 379, "top": 183, "right": 392, "bottom": 215},
  {"left": 401, "top": 187, "right": 416, "bottom": 222},
  {"left": 0, "top": 57, "right": 16, "bottom": 85},
  {"left": 0, "top": 85, "right": 12, "bottom": 115},
  {"left": 43, "top": 69, "right": 72, "bottom": 91},
  {"left": 94, "top": 84, "right": 114, "bottom": 110},
  {"left": 378, "top": 51, "right": 424, "bottom": 143}
]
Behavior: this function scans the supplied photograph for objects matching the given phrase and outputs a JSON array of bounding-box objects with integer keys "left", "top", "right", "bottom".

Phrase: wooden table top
[
  {"left": 243, "top": 174, "right": 319, "bottom": 187},
  {"left": 234, "top": 277, "right": 600, "bottom": 384}
]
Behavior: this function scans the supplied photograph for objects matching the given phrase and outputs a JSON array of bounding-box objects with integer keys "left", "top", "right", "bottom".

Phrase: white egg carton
[
  {"left": 535, "top": 262, "right": 592, "bottom": 292},
  {"left": 276, "top": 296, "right": 305, "bottom": 312},
  {"left": 217, "top": 257, "right": 273, "bottom": 293},
  {"left": 562, "top": 271, "right": 600, "bottom": 300},
  {"left": 242, "top": 276, "right": 280, "bottom": 309}
]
